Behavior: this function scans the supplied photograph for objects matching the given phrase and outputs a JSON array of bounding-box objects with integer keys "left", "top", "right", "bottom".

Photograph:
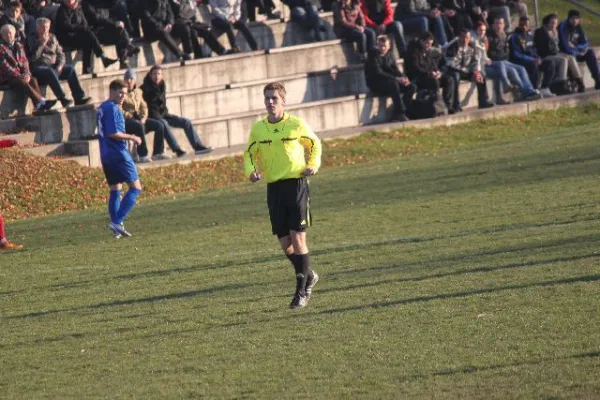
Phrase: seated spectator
[
  {"left": 441, "top": 0, "right": 473, "bottom": 32},
  {"left": 0, "top": 1, "right": 28, "bottom": 45},
  {"left": 361, "top": 0, "right": 406, "bottom": 56},
  {"left": 22, "top": 0, "right": 59, "bottom": 38},
  {"left": 488, "top": 0, "right": 526, "bottom": 32},
  {"left": 535, "top": 13, "right": 584, "bottom": 94},
  {"left": 0, "top": 24, "right": 56, "bottom": 111},
  {"left": 405, "top": 31, "right": 458, "bottom": 113},
  {"left": 81, "top": 0, "right": 139, "bottom": 67},
  {"left": 365, "top": 34, "right": 416, "bottom": 122},
  {"left": 333, "top": 0, "right": 375, "bottom": 60},
  {"left": 395, "top": 0, "right": 447, "bottom": 47},
  {"left": 0, "top": 212, "right": 23, "bottom": 250},
  {"left": 487, "top": 16, "right": 540, "bottom": 101},
  {"left": 281, "top": 0, "right": 325, "bottom": 42},
  {"left": 28, "top": 17, "right": 91, "bottom": 107},
  {"left": 55, "top": 0, "right": 119, "bottom": 75},
  {"left": 445, "top": 28, "right": 494, "bottom": 109},
  {"left": 559, "top": 9, "right": 599, "bottom": 90},
  {"left": 245, "top": 0, "right": 279, "bottom": 22},
  {"left": 141, "top": 65, "right": 212, "bottom": 157},
  {"left": 468, "top": 0, "right": 488, "bottom": 27},
  {"left": 139, "top": 0, "right": 188, "bottom": 62},
  {"left": 209, "top": 0, "right": 258, "bottom": 52},
  {"left": 509, "top": 16, "right": 556, "bottom": 98},
  {"left": 122, "top": 69, "right": 170, "bottom": 163},
  {"left": 170, "top": 0, "right": 229, "bottom": 59}
]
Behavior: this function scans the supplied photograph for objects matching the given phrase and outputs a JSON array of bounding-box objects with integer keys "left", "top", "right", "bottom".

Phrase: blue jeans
[
  {"left": 384, "top": 21, "right": 407, "bottom": 55},
  {"left": 335, "top": 26, "right": 376, "bottom": 54},
  {"left": 504, "top": 60, "right": 535, "bottom": 94},
  {"left": 161, "top": 115, "right": 205, "bottom": 151},
  {"left": 429, "top": 15, "right": 447, "bottom": 46},
  {"left": 289, "top": 4, "right": 322, "bottom": 40},
  {"left": 31, "top": 64, "right": 85, "bottom": 100},
  {"left": 576, "top": 49, "right": 600, "bottom": 82},
  {"left": 395, "top": 15, "right": 428, "bottom": 37}
]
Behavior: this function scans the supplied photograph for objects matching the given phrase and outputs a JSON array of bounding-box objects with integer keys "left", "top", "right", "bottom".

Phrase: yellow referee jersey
[{"left": 243, "top": 112, "right": 322, "bottom": 183}]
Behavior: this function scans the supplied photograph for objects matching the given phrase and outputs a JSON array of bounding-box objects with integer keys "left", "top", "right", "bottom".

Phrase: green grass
[{"left": 2, "top": 111, "right": 600, "bottom": 398}]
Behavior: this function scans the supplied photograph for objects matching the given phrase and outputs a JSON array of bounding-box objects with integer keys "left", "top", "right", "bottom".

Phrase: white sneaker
[
  {"left": 109, "top": 222, "right": 132, "bottom": 237},
  {"left": 540, "top": 88, "right": 556, "bottom": 98},
  {"left": 152, "top": 153, "right": 171, "bottom": 161},
  {"left": 137, "top": 156, "right": 152, "bottom": 163},
  {"left": 108, "top": 223, "right": 122, "bottom": 239}
]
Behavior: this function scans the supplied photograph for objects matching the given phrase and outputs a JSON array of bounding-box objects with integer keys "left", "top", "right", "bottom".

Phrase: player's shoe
[
  {"left": 0, "top": 241, "right": 23, "bottom": 250},
  {"left": 290, "top": 292, "right": 307, "bottom": 309},
  {"left": 109, "top": 222, "right": 132, "bottom": 237},
  {"left": 108, "top": 223, "right": 122, "bottom": 239},
  {"left": 305, "top": 271, "right": 319, "bottom": 300}
]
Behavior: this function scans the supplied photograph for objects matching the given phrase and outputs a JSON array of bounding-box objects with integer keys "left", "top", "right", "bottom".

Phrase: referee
[{"left": 244, "top": 82, "right": 322, "bottom": 309}]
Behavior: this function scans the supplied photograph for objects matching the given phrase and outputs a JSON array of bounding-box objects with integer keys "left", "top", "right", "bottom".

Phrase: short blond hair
[
  {"left": 36, "top": 17, "right": 51, "bottom": 27},
  {"left": 263, "top": 82, "right": 286, "bottom": 99},
  {"left": 1, "top": 24, "right": 16, "bottom": 36}
]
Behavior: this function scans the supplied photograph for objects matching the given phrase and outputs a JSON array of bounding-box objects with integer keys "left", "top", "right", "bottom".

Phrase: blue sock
[
  {"left": 116, "top": 188, "right": 142, "bottom": 224},
  {"left": 108, "top": 190, "right": 122, "bottom": 224}
]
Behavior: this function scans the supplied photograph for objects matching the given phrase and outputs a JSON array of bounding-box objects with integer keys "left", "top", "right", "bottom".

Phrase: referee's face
[{"left": 264, "top": 89, "right": 285, "bottom": 118}]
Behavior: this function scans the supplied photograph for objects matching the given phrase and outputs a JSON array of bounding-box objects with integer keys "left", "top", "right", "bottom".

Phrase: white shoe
[
  {"left": 108, "top": 223, "right": 122, "bottom": 239},
  {"left": 137, "top": 156, "right": 152, "bottom": 163},
  {"left": 109, "top": 222, "right": 132, "bottom": 237},
  {"left": 540, "top": 88, "right": 556, "bottom": 98},
  {"left": 152, "top": 153, "right": 171, "bottom": 161}
]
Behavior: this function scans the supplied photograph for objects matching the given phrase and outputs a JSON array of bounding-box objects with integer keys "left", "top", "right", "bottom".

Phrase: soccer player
[
  {"left": 98, "top": 79, "right": 143, "bottom": 239},
  {"left": 244, "top": 82, "right": 323, "bottom": 309},
  {"left": 0, "top": 213, "right": 23, "bottom": 250}
]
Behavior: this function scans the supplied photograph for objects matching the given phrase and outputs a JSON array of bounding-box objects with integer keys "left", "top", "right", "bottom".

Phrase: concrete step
[
  {"left": 0, "top": 131, "right": 36, "bottom": 146},
  {"left": 20, "top": 142, "right": 64, "bottom": 157}
]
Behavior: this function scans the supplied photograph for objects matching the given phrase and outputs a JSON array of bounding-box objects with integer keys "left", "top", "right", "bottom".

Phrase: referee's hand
[
  {"left": 249, "top": 172, "right": 262, "bottom": 182},
  {"left": 304, "top": 167, "right": 317, "bottom": 176}
]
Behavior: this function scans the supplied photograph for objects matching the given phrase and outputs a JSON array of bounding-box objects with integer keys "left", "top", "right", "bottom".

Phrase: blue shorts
[{"left": 102, "top": 155, "right": 139, "bottom": 185}]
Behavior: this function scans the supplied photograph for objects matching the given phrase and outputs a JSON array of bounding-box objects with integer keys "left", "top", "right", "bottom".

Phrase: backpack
[{"left": 408, "top": 89, "right": 447, "bottom": 120}]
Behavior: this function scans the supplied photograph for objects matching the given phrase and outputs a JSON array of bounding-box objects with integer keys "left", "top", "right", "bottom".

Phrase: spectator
[
  {"left": 405, "top": 31, "right": 458, "bottom": 113},
  {"left": 141, "top": 64, "right": 212, "bottom": 156},
  {"left": 209, "top": 0, "right": 258, "bottom": 52},
  {"left": 361, "top": 0, "right": 406, "bottom": 55},
  {"left": 558, "top": 9, "right": 599, "bottom": 90},
  {"left": 170, "top": 0, "right": 229, "bottom": 59},
  {"left": 467, "top": 0, "right": 488, "bottom": 28},
  {"left": 445, "top": 28, "right": 494, "bottom": 109},
  {"left": 487, "top": 16, "right": 540, "bottom": 101},
  {"left": 122, "top": 69, "right": 170, "bottom": 163},
  {"left": 365, "top": 34, "right": 416, "bottom": 121},
  {"left": 138, "top": 0, "right": 188, "bottom": 62},
  {"left": 0, "top": 212, "right": 23, "bottom": 250},
  {"left": 509, "top": 16, "right": 556, "bottom": 98},
  {"left": 55, "top": 0, "right": 119, "bottom": 75},
  {"left": 281, "top": 0, "right": 325, "bottom": 42},
  {"left": 488, "top": 0, "right": 526, "bottom": 32},
  {"left": 0, "top": 1, "right": 28, "bottom": 45},
  {"left": 333, "top": 0, "right": 375, "bottom": 60},
  {"left": 28, "top": 17, "right": 91, "bottom": 107},
  {"left": 441, "top": 0, "right": 473, "bottom": 32},
  {"left": 245, "top": 0, "right": 279, "bottom": 21},
  {"left": 395, "top": 0, "right": 447, "bottom": 47},
  {"left": 81, "top": 0, "right": 139, "bottom": 66},
  {"left": 0, "top": 24, "right": 56, "bottom": 111},
  {"left": 535, "top": 13, "right": 584, "bottom": 94}
]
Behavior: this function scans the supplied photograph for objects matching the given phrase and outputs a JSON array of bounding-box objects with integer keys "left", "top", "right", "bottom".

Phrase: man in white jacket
[{"left": 209, "top": 0, "right": 258, "bottom": 51}]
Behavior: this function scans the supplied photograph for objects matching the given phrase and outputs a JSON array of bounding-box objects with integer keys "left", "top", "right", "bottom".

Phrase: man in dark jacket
[
  {"left": 141, "top": 65, "right": 212, "bottom": 156},
  {"left": 136, "top": 0, "right": 187, "bottom": 62},
  {"left": 445, "top": 28, "right": 493, "bottom": 108},
  {"left": 509, "top": 16, "right": 556, "bottom": 97},
  {"left": 365, "top": 35, "right": 416, "bottom": 121},
  {"left": 405, "top": 31, "right": 458, "bottom": 113},
  {"left": 558, "top": 9, "right": 599, "bottom": 90},
  {"left": 55, "top": 0, "right": 118, "bottom": 74}
]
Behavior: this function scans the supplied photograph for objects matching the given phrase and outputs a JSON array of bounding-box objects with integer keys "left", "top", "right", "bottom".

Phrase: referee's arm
[
  {"left": 299, "top": 121, "right": 322, "bottom": 172},
  {"left": 243, "top": 129, "right": 260, "bottom": 177}
]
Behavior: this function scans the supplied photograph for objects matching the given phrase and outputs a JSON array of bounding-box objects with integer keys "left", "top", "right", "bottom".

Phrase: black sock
[
  {"left": 294, "top": 254, "right": 310, "bottom": 296},
  {"left": 286, "top": 252, "right": 295, "bottom": 267}
]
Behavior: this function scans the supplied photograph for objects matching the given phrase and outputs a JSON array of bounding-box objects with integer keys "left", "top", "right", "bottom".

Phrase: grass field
[{"left": 3, "top": 110, "right": 600, "bottom": 398}]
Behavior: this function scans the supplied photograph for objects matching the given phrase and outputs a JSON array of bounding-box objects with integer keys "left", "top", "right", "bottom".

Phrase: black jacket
[
  {"left": 364, "top": 47, "right": 404, "bottom": 88},
  {"left": 534, "top": 26, "right": 560, "bottom": 58},
  {"left": 486, "top": 29, "right": 509, "bottom": 61},
  {"left": 140, "top": 0, "right": 174, "bottom": 31},
  {"left": 141, "top": 73, "right": 169, "bottom": 119},
  {"left": 82, "top": 0, "right": 120, "bottom": 28},
  {"left": 404, "top": 38, "right": 442, "bottom": 80},
  {"left": 55, "top": 3, "right": 89, "bottom": 41}
]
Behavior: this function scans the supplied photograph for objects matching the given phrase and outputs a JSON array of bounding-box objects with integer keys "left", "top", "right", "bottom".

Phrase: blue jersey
[{"left": 97, "top": 100, "right": 128, "bottom": 160}]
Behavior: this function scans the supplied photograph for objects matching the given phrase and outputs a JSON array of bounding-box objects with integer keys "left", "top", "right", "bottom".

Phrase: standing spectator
[
  {"left": 0, "top": 24, "right": 57, "bottom": 111},
  {"left": 559, "top": 9, "right": 599, "bottom": 90},
  {"left": 281, "top": 0, "right": 325, "bottom": 42},
  {"left": 333, "top": 0, "right": 375, "bottom": 60},
  {"left": 170, "top": 0, "right": 229, "bottom": 59},
  {"left": 0, "top": 1, "right": 28, "bottom": 45},
  {"left": 365, "top": 35, "right": 416, "bottom": 121},
  {"left": 141, "top": 64, "right": 213, "bottom": 156},
  {"left": 405, "top": 31, "right": 458, "bottom": 114},
  {"left": 395, "top": 0, "right": 447, "bottom": 47},
  {"left": 509, "top": 16, "right": 556, "bottom": 98},
  {"left": 535, "top": 13, "right": 584, "bottom": 94},
  {"left": 54, "top": 0, "right": 119, "bottom": 75},
  {"left": 209, "top": 0, "right": 258, "bottom": 52},
  {"left": 0, "top": 212, "right": 23, "bottom": 250},
  {"left": 139, "top": 0, "right": 188, "bottom": 62},
  {"left": 361, "top": 0, "right": 406, "bottom": 55},
  {"left": 445, "top": 28, "right": 494, "bottom": 109},
  {"left": 122, "top": 69, "right": 170, "bottom": 163},
  {"left": 487, "top": 16, "right": 540, "bottom": 101},
  {"left": 28, "top": 17, "right": 91, "bottom": 107}
]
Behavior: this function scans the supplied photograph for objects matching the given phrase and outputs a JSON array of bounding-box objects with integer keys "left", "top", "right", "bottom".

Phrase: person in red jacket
[
  {"left": 360, "top": 0, "right": 406, "bottom": 56},
  {"left": 0, "top": 213, "right": 23, "bottom": 250}
]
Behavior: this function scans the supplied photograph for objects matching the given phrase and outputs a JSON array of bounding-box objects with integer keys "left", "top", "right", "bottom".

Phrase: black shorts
[{"left": 267, "top": 177, "right": 311, "bottom": 238}]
